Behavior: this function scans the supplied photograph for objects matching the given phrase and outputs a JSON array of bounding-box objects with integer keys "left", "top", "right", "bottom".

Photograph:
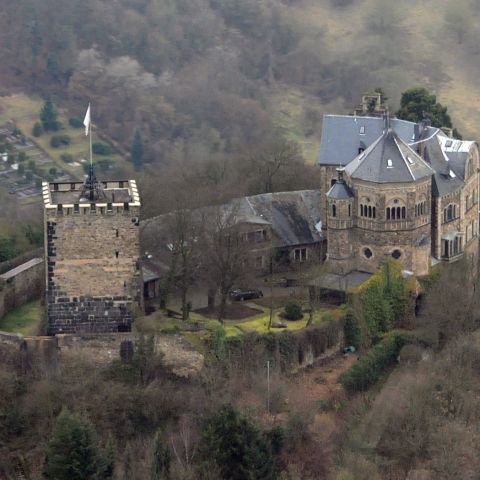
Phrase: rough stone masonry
[{"left": 43, "top": 179, "right": 141, "bottom": 334}]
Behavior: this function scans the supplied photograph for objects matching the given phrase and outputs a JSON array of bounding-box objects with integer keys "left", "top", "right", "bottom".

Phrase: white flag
[{"left": 83, "top": 104, "right": 91, "bottom": 136}]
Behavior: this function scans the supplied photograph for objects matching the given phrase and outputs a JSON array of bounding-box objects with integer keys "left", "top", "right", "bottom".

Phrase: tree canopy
[
  {"left": 395, "top": 87, "right": 461, "bottom": 137},
  {"left": 42, "top": 409, "right": 113, "bottom": 480},
  {"left": 199, "top": 404, "right": 275, "bottom": 480}
]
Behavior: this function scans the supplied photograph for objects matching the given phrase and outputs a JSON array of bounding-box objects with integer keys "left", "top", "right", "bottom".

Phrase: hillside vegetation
[{"left": 2, "top": 0, "right": 480, "bottom": 215}]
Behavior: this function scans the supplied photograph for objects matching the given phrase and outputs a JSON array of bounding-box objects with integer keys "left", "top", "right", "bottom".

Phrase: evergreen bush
[
  {"left": 284, "top": 300, "right": 303, "bottom": 320},
  {"left": 69, "top": 116, "right": 83, "bottom": 128},
  {"left": 340, "top": 331, "right": 414, "bottom": 394}
]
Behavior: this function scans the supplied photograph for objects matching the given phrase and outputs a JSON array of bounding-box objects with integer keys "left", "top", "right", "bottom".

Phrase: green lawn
[
  {"left": 135, "top": 303, "right": 342, "bottom": 340},
  {"left": 0, "top": 300, "right": 43, "bottom": 335}
]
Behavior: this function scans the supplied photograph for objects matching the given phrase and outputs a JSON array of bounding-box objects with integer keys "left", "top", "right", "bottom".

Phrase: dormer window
[
  {"left": 359, "top": 125, "right": 366, "bottom": 135},
  {"left": 407, "top": 156, "right": 414, "bottom": 165},
  {"left": 445, "top": 139, "right": 453, "bottom": 148},
  {"left": 387, "top": 159, "right": 393, "bottom": 168}
]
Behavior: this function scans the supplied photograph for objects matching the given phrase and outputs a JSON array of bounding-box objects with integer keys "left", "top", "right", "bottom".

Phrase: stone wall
[
  {"left": 0, "top": 330, "right": 204, "bottom": 378},
  {"left": 0, "top": 258, "right": 44, "bottom": 318},
  {"left": 45, "top": 204, "right": 141, "bottom": 334}
]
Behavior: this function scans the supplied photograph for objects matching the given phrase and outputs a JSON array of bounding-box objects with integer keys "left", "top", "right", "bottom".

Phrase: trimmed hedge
[
  {"left": 340, "top": 331, "right": 414, "bottom": 394},
  {"left": 210, "top": 318, "right": 345, "bottom": 373}
]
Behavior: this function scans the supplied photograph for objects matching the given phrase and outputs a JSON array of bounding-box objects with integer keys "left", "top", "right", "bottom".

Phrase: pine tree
[
  {"left": 131, "top": 129, "right": 144, "bottom": 171},
  {"left": 199, "top": 404, "right": 274, "bottom": 480},
  {"left": 42, "top": 409, "right": 113, "bottom": 480},
  {"left": 40, "top": 99, "right": 60, "bottom": 132},
  {"left": 150, "top": 429, "right": 171, "bottom": 479}
]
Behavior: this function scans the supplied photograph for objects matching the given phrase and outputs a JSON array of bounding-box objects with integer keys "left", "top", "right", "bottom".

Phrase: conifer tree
[
  {"left": 131, "top": 129, "right": 144, "bottom": 171},
  {"left": 199, "top": 404, "right": 274, "bottom": 480},
  {"left": 40, "top": 99, "right": 60, "bottom": 132},
  {"left": 150, "top": 429, "right": 171, "bottom": 479},
  {"left": 42, "top": 409, "right": 113, "bottom": 480}
]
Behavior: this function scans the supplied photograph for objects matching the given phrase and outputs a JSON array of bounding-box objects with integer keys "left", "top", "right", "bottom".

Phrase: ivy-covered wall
[{"left": 210, "top": 318, "right": 345, "bottom": 373}]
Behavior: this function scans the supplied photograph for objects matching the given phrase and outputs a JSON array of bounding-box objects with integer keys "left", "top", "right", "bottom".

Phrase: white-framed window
[{"left": 293, "top": 248, "right": 307, "bottom": 262}]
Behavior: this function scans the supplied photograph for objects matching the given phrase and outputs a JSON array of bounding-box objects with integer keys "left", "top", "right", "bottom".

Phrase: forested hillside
[{"left": 2, "top": 0, "right": 480, "bottom": 214}]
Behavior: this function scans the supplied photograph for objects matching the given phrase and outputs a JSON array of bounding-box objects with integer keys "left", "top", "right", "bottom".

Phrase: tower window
[
  {"left": 116, "top": 229, "right": 119, "bottom": 238},
  {"left": 332, "top": 204, "right": 336, "bottom": 217},
  {"left": 348, "top": 204, "right": 351, "bottom": 217},
  {"left": 115, "top": 251, "right": 119, "bottom": 258},
  {"left": 363, "top": 247, "right": 373, "bottom": 259}
]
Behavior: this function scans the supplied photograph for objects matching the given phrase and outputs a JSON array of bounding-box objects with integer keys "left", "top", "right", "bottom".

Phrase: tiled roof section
[
  {"left": 345, "top": 129, "right": 434, "bottom": 183},
  {"left": 140, "top": 190, "right": 324, "bottom": 255},
  {"left": 318, "top": 115, "right": 420, "bottom": 166},
  {"left": 423, "top": 135, "right": 464, "bottom": 196},
  {"left": 244, "top": 190, "right": 323, "bottom": 247},
  {"left": 326, "top": 180, "right": 354, "bottom": 199}
]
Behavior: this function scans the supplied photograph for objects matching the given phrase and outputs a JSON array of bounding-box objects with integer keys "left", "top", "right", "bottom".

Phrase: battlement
[{"left": 42, "top": 179, "right": 141, "bottom": 216}]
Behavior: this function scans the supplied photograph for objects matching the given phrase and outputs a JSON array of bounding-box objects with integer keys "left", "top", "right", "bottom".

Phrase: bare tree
[
  {"left": 248, "top": 139, "right": 302, "bottom": 193},
  {"left": 165, "top": 208, "right": 202, "bottom": 320},
  {"left": 201, "top": 205, "right": 250, "bottom": 324}
]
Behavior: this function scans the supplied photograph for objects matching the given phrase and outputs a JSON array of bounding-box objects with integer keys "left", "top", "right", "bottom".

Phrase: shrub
[
  {"left": 32, "top": 122, "right": 43, "bottom": 137},
  {"left": 340, "top": 331, "right": 414, "bottom": 394},
  {"left": 68, "top": 116, "right": 83, "bottom": 128},
  {"left": 92, "top": 142, "right": 113, "bottom": 155},
  {"left": 60, "top": 153, "right": 73, "bottom": 163},
  {"left": 344, "top": 310, "right": 361, "bottom": 349},
  {"left": 50, "top": 134, "right": 71, "bottom": 148},
  {"left": 284, "top": 300, "right": 303, "bottom": 320}
]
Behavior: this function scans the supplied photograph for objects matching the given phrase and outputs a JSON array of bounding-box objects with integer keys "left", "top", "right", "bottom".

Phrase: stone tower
[
  {"left": 43, "top": 171, "right": 141, "bottom": 334},
  {"left": 326, "top": 168, "right": 355, "bottom": 274}
]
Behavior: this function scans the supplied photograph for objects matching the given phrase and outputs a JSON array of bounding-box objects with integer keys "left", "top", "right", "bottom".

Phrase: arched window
[
  {"left": 348, "top": 204, "right": 351, "bottom": 217},
  {"left": 444, "top": 203, "right": 457, "bottom": 223},
  {"left": 373, "top": 206, "right": 376, "bottom": 219},
  {"left": 368, "top": 206, "right": 372, "bottom": 218},
  {"left": 332, "top": 204, "right": 336, "bottom": 217},
  {"left": 392, "top": 207, "right": 396, "bottom": 220},
  {"left": 386, "top": 207, "right": 391, "bottom": 220},
  {"left": 360, "top": 204, "right": 364, "bottom": 216},
  {"left": 415, "top": 205, "right": 418, "bottom": 217},
  {"left": 401, "top": 207, "right": 406, "bottom": 219}
]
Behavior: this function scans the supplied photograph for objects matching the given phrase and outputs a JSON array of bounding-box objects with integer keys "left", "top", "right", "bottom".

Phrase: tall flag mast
[
  {"left": 84, "top": 103, "right": 92, "bottom": 167},
  {"left": 82, "top": 103, "right": 102, "bottom": 201}
]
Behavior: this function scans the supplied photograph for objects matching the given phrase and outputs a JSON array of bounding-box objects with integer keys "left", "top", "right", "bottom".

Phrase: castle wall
[
  {"left": 351, "top": 179, "right": 432, "bottom": 275},
  {"left": 44, "top": 181, "right": 141, "bottom": 335},
  {"left": 0, "top": 258, "right": 44, "bottom": 319}
]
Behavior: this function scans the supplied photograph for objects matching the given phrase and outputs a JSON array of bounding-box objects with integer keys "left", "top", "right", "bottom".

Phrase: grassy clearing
[
  {"left": 0, "top": 300, "right": 43, "bottom": 335},
  {"left": 0, "top": 94, "right": 131, "bottom": 180},
  {"left": 135, "top": 302, "right": 341, "bottom": 341}
]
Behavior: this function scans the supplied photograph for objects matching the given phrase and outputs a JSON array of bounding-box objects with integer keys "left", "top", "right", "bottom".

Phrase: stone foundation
[{"left": 47, "top": 295, "right": 133, "bottom": 335}]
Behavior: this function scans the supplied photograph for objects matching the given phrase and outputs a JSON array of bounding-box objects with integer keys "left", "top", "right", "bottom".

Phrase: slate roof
[
  {"left": 326, "top": 180, "right": 354, "bottom": 199},
  {"left": 140, "top": 190, "right": 324, "bottom": 260},
  {"left": 318, "top": 115, "right": 421, "bottom": 166},
  {"left": 423, "top": 134, "right": 465, "bottom": 196},
  {"left": 344, "top": 129, "right": 433, "bottom": 183}
]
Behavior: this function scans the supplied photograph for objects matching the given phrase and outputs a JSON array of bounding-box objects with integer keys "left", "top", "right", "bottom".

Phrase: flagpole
[{"left": 89, "top": 113, "right": 93, "bottom": 169}]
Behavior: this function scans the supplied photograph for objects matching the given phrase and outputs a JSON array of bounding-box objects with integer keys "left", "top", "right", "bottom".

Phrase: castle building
[
  {"left": 43, "top": 171, "right": 141, "bottom": 334},
  {"left": 319, "top": 109, "right": 480, "bottom": 277}
]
